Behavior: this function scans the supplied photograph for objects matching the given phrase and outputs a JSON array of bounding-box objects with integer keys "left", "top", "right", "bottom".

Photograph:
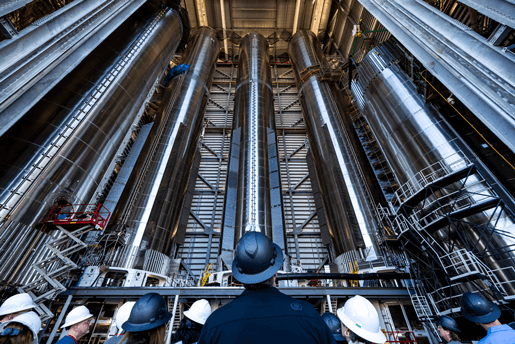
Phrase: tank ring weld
[
  {"left": 297, "top": 75, "right": 322, "bottom": 96},
  {"left": 180, "top": 74, "right": 211, "bottom": 97},
  {"left": 234, "top": 79, "right": 273, "bottom": 93}
]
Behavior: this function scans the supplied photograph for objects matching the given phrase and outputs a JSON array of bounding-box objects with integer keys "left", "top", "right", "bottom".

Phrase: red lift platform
[
  {"left": 45, "top": 203, "right": 111, "bottom": 230},
  {"left": 384, "top": 331, "right": 419, "bottom": 343}
]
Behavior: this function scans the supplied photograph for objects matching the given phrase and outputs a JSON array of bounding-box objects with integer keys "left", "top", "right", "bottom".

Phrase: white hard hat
[
  {"left": 183, "top": 300, "right": 211, "bottom": 325},
  {"left": 0, "top": 293, "right": 36, "bottom": 316},
  {"left": 3, "top": 311, "right": 42, "bottom": 344},
  {"left": 61, "top": 306, "right": 93, "bottom": 328},
  {"left": 337, "top": 295, "right": 386, "bottom": 344},
  {"left": 115, "top": 302, "right": 135, "bottom": 332}
]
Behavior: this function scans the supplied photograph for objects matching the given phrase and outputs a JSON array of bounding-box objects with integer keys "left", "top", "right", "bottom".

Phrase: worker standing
[
  {"left": 56, "top": 306, "right": 94, "bottom": 344},
  {"left": 120, "top": 293, "right": 171, "bottom": 344},
  {"left": 460, "top": 292, "right": 515, "bottom": 344},
  {"left": 197, "top": 231, "right": 336, "bottom": 344},
  {"left": 0, "top": 312, "right": 42, "bottom": 344},
  {"left": 336, "top": 295, "right": 386, "bottom": 344},
  {"left": 436, "top": 315, "right": 461, "bottom": 344},
  {"left": 104, "top": 302, "right": 136, "bottom": 344},
  {"left": 172, "top": 299, "right": 211, "bottom": 344},
  {"left": 321, "top": 313, "right": 346, "bottom": 344}
]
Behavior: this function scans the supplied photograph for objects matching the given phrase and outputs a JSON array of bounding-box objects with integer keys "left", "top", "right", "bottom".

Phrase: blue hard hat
[
  {"left": 437, "top": 315, "right": 460, "bottom": 333},
  {"left": 232, "top": 231, "right": 283, "bottom": 284},
  {"left": 460, "top": 292, "right": 500, "bottom": 324},
  {"left": 122, "top": 293, "right": 172, "bottom": 332},
  {"left": 322, "top": 312, "right": 346, "bottom": 341}
]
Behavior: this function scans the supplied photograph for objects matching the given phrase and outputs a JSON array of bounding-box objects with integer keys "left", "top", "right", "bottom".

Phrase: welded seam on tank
[
  {"left": 246, "top": 37, "right": 260, "bottom": 233},
  {"left": 234, "top": 78, "right": 273, "bottom": 93}
]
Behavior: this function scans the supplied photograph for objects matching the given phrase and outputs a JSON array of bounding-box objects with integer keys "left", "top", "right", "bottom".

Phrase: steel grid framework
[{"left": 176, "top": 63, "right": 328, "bottom": 278}]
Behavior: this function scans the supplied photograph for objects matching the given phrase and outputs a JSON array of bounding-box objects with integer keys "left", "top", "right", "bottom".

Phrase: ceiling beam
[
  {"left": 195, "top": 0, "right": 208, "bottom": 26},
  {"left": 220, "top": 0, "right": 229, "bottom": 57},
  {"left": 309, "top": 0, "right": 333, "bottom": 35},
  {"left": 310, "top": 0, "right": 325, "bottom": 34},
  {"left": 293, "top": 0, "right": 302, "bottom": 35}
]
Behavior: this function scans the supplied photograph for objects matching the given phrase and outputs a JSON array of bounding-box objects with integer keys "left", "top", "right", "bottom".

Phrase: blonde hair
[
  {"left": 0, "top": 323, "right": 33, "bottom": 344},
  {"left": 120, "top": 324, "right": 166, "bottom": 344}
]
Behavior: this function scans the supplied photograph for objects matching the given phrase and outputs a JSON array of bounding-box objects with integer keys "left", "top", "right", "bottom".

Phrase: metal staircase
[
  {"left": 323, "top": 295, "right": 338, "bottom": 314},
  {"left": 18, "top": 224, "right": 98, "bottom": 320}
]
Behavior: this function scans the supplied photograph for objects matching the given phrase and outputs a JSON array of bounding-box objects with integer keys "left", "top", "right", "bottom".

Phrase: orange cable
[{"left": 420, "top": 72, "right": 515, "bottom": 171}]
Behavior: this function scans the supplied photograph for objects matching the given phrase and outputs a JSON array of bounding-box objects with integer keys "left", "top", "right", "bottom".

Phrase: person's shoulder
[
  {"left": 56, "top": 336, "right": 76, "bottom": 344},
  {"left": 202, "top": 301, "right": 238, "bottom": 328},
  {"left": 273, "top": 291, "right": 322, "bottom": 317},
  {"left": 104, "top": 336, "right": 123, "bottom": 344}
]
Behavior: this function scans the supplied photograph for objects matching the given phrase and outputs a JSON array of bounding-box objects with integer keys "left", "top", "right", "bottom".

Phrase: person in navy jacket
[{"left": 197, "top": 231, "right": 336, "bottom": 344}]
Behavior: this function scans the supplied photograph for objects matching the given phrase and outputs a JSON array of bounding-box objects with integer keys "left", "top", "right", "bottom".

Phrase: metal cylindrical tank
[
  {"left": 0, "top": 7, "right": 184, "bottom": 284},
  {"left": 219, "top": 33, "right": 287, "bottom": 268},
  {"left": 230, "top": 33, "right": 274, "bottom": 238},
  {"left": 109, "top": 27, "right": 219, "bottom": 269},
  {"left": 289, "top": 31, "right": 368, "bottom": 256},
  {"left": 234, "top": 33, "right": 275, "bottom": 238},
  {"left": 352, "top": 43, "right": 515, "bottom": 296}
]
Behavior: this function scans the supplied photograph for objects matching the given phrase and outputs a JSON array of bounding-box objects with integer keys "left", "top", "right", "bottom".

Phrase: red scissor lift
[
  {"left": 384, "top": 331, "right": 418, "bottom": 344},
  {"left": 46, "top": 203, "right": 111, "bottom": 230}
]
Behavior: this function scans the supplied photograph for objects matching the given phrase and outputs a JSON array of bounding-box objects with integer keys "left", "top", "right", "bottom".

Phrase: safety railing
[
  {"left": 440, "top": 249, "right": 511, "bottom": 297},
  {"left": 391, "top": 152, "right": 471, "bottom": 207}
]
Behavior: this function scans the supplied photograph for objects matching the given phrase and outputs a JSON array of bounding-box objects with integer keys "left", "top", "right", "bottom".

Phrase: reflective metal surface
[
  {"left": 359, "top": 0, "right": 515, "bottom": 154},
  {"left": 110, "top": 27, "right": 219, "bottom": 269},
  {"left": 289, "top": 30, "right": 367, "bottom": 256},
  {"left": 353, "top": 44, "right": 515, "bottom": 294},
  {"left": 0, "top": 0, "right": 147, "bottom": 135},
  {"left": 0, "top": 8, "right": 184, "bottom": 285},
  {"left": 222, "top": 33, "right": 275, "bottom": 246}
]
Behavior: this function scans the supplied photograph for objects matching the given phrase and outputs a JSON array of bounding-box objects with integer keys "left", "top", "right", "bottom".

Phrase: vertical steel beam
[
  {"left": 293, "top": 0, "right": 302, "bottom": 35},
  {"left": 46, "top": 295, "right": 72, "bottom": 344}
]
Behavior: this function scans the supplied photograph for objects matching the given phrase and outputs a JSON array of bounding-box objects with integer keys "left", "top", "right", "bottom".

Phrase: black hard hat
[
  {"left": 322, "top": 312, "right": 346, "bottom": 341},
  {"left": 437, "top": 315, "right": 460, "bottom": 333},
  {"left": 232, "top": 231, "right": 283, "bottom": 284},
  {"left": 122, "top": 293, "right": 172, "bottom": 332},
  {"left": 460, "top": 292, "right": 500, "bottom": 324}
]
